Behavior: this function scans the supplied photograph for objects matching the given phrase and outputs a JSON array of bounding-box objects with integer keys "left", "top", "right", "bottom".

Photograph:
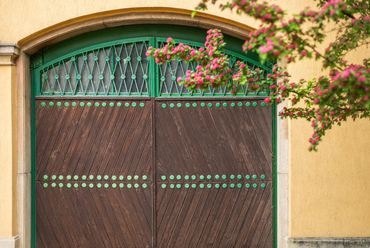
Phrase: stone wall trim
[{"left": 287, "top": 237, "right": 370, "bottom": 248}]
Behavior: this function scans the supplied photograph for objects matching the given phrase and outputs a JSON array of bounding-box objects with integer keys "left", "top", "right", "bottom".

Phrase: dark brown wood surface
[{"left": 36, "top": 98, "right": 273, "bottom": 248}]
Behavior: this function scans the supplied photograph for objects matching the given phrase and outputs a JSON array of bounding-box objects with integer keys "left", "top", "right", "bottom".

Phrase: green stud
[
  {"left": 176, "top": 184, "right": 181, "bottom": 189},
  {"left": 170, "top": 184, "right": 175, "bottom": 189},
  {"left": 252, "top": 175, "right": 257, "bottom": 179},
  {"left": 185, "top": 103, "right": 190, "bottom": 108},
  {"left": 97, "top": 175, "right": 102, "bottom": 180},
  {"left": 117, "top": 102, "right": 122, "bottom": 107},
  {"left": 251, "top": 183, "right": 257, "bottom": 188},
  {"left": 222, "top": 184, "right": 227, "bottom": 188},
  {"left": 216, "top": 103, "right": 220, "bottom": 107},
  {"left": 246, "top": 184, "right": 250, "bottom": 188},
  {"left": 134, "top": 183, "right": 139, "bottom": 188},
  {"left": 207, "top": 184, "right": 212, "bottom": 189},
  {"left": 79, "top": 102, "right": 84, "bottom": 107},
  {"left": 97, "top": 183, "right": 102, "bottom": 188},
  {"left": 222, "top": 175, "right": 227, "bottom": 180},
  {"left": 237, "top": 175, "right": 242, "bottom": 180},
  {"left": 89, "top": 175, "right": 94, "bottom": 180},
  {"left": 223, "top": 102, "right": 227, "bottom": 107},
  {"left": 112, "top": 183, "right": 117, "bottom": 188},
  {"left": 161, "top": 184, "right": 167, "bottom": 189},
  {"left": 119, "top": 183, "right": 124, "bottom": 188},
  {"left": 125, "top": 103, "right": 130, "bottom": 107},
  {"left": 177, "top": 103, "right": 182, "bottom": 108},
  {"left": 199, "top": 184, "right": 205, "bottom": 188},
  {"left": 230, "top": 175, "right": 235, "bottom": 180},
  {"left": 238, "top": 102, "right": 243, "bottom": 107},
  {"left": 109, "top": 102, "right": 114, "bottom": 107},
  {"left": 199, "top": 175, "right": 205, "bottom": 180},
  {"left": 184, "top": 175, "right": 190, "bottom": 180},
  {"left": 191, "top": 175, "right": 196, "bottom": 180},
  {"left": 215, "top": 175, "right": 220, "bottom": 180},
  {"left": 72, "top": 102, "right": 77, "bottom": 107},
  {"left": 104, "top": 175, "right": 109, "bottom": 180},
  {"left": 66, "top": 175, "right": 72, "bottom": 180},
  {"left": 134, "top": 175, "right": 139, "bottom": 180},
  {"left": 253, "top": 102, "right": 257, "bottom": 107},
  {"left": 261, "top": 175, "right": 266, "bottom": 179},
  {"left": 215, "top": 184, "right": 220, "bottom": 188},
  {"left": 87, "top": 102, "right": 92, "bottom": 107},
  {"left": 261, "top": 102, "right": 266, "bottom": 107},
  {"left": 201, "top": 102, "right": 205, "bottom": 107},
  {"left": 231, "top": 103, "right": 236, "bottom": 107},
  {"left": 169, "top": 175, "right": 175, "bottom": 180},
  {"left": 142, "top": 175, "right": 147, "bottom": 180},
  {"left": 176, "top": 175, "right": 181, "bottom": 180},
  {"left": 89, "top": 183, "right": 94, "bottom": 188},
  {"left": 95, "top": 102, "right": 99, "bottom": 107},
  {"left": 81, "top": 183, "right": 86, "bottom": 188},
  {"left": 170, "top": 103, "right": 175, "bottom": 108},
  {"left": 127, "top": 175, "right": 132, "bottom": 180},
  {"left": 112, "top": 175, "right": 117, "bottom": 180},
  {"left": 161, "top": 175, "right": 166, "bottom": 180},
  {"left": 41, "top": 102, "right": 46, "bottom": 107},
  {"left": 74, "top": 183, "right": 78, "bottom": 188},
  {"left": 140, "top": 103, "right": 145, "bottom": 107},
  {"left": 230, "top": 184, "right": 235, "bottom": 188},
  {"left": 51, "top": 175, "right": 57, "bottom": 180},
  {"left": 237, "top": 183, "right": 242, "bottom": 188},
  {"left": 56, "top": 102, "right": 62, "bottom": 107},
  {"left": 74, "top": 175, "right": 78, "bottom": 180},
  {"left": 102, "top": 102, "right": 107, "bottom": 107},
  {"left": 43, "top": 175, "right": 48, "bottom": 180},
  {"left": 208, "top": 103, "right": 212, "bottom": 107},
  {"left": 261, "top": 183, "right": 266, "bottom": 188},
  {"left": 192, "top": 103, "right": 197, "bottom": 107},
  {"left": 67, "top": 183, "right": 72, "bottom": 188},
  {"left": 49, "top": 102, "right": 54, "bottom": 107},
  {"left": 132, "top": 102, "right": 136, "bottom": 107},
  {"left": 127, "top": 184, "right": 132, "bottom": 189},
  {"left": 192, "top": 184, "right": 197, "bottom": 188},
  {"left": 142, "top": 183, "right": 147, "bottom": 189},
  {"left": 64, "top": 102, "right": 69, "bottom": 107},
  {"left": 119, "top": 175, "right": 124, "bottom": 180},
  {"left": 246, "top": 175, "right": 251, "bottom": 180},
  {"left": 43, "top": 183, "right": 48, "bottom": 188},
  {"left": 82, "top": 175, "right": 87, "bottom": 180},
  {"left": 207, "top": 175, "right": 212, "bottom": 180},
  {"left": 185, "top": 184, "right": 190, "bottom": 188},
  {"left": 162, "top": 104, "right": 167, "bottom": 108},
  {"left": 59, "top": 175, "right": 64, "bottom": 180},
  {"left": 246, "top": 102, "right": 251, "bottom": 107},
  {"left": 51, "top": 183, "right": 56, "bottom": 188}
]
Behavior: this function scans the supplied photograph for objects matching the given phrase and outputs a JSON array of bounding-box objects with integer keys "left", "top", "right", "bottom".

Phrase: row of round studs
[
  {"left": 43, "top": 175, "right": 148, "bottom": 181},
  {"left": 40, "top": 102, "right": 145, "bottom": 107},
  {"left": 162, "top": 102, "right": 265, "bottom": 108},
  {"left": 43, "top": 182, "right": 148, "bottom": 188},
  {"left": 161, "top": 174, "right": 266, "bottom": 180},
  {"left": 161, "top": 183, "right": 266, "bottom": 189}
]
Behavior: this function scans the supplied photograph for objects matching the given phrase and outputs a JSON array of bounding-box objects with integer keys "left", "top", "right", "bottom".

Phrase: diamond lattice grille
[{"left": 39, "top": 41, "right": 150, "bottom": 96}]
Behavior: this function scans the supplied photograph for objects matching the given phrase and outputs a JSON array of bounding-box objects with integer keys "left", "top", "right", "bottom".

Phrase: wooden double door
[{"left": 35, "top": 98, "right": 273, "bottom": 248}]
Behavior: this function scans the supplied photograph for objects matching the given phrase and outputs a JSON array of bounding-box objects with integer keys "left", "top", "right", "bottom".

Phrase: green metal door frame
[{"left": 30, "top": 24, "right": 277, "bottom": 248}]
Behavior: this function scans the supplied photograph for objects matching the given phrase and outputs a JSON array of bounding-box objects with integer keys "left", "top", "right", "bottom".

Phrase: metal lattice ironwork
[
  {"left": 156, "top": 39, "right": 270, "bottom": 97},
  {"left": 38, "top": 41, "right": 150, "bottom": 96},
  {"left": 34, "top": 37, "right": 270, "bottom": 97}
]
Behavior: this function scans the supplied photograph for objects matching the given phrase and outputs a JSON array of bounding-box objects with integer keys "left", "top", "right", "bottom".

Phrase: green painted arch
[{"left": 31, "top": 24, "right": 272, "bottom": 97}]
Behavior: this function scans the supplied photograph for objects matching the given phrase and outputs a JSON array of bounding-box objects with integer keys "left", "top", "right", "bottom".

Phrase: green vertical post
[{"left": 149, "top": 37, "right": 157, "bottom": 97}]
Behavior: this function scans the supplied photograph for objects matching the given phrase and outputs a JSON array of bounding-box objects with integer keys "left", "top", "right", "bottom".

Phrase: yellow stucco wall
[{"left": 0, "top": 0, "right": 370, "bottom": 239}]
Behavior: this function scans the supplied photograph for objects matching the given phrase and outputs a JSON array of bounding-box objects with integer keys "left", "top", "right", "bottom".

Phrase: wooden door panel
[{"left": 36, "top": 99, "right": 152, "bottom": 248}]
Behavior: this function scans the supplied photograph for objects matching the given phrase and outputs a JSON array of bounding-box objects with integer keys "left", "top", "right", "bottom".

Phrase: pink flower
[
  {"left": 313, "top": 98, "right": 319, "bottom": 103},
  {"left": 167, "top": 37, "right": 173, "bottom": 43},
  {"left": 342, "top": 69, "right": 350, "bottom": 78},
  {"left": 279, "top": 85, "right": 287, "bottom": 90},
  {"left": 177, "top": 77, "right": 183, "bottom": 82},
  {"left": 358, "top": 76, "right": 365, "bottom": 82},
  {"left": 264, "top": 97, "right": 271, "bottom": 103},
  {"left": 267, "top": 74, "right": 271, "bottom": 78},
  {"left": 300, "top": 51, "right": 308, "bottom": 56}
]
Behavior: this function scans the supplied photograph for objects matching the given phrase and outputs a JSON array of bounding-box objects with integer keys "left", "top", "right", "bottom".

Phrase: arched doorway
[{"left": 31, "top": 24, "right": 276, "bottom": 247}]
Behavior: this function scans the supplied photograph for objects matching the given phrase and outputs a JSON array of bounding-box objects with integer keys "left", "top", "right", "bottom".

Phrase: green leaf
[{"left": 191, "top": 11, "right": 197, "bottom": 18}]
